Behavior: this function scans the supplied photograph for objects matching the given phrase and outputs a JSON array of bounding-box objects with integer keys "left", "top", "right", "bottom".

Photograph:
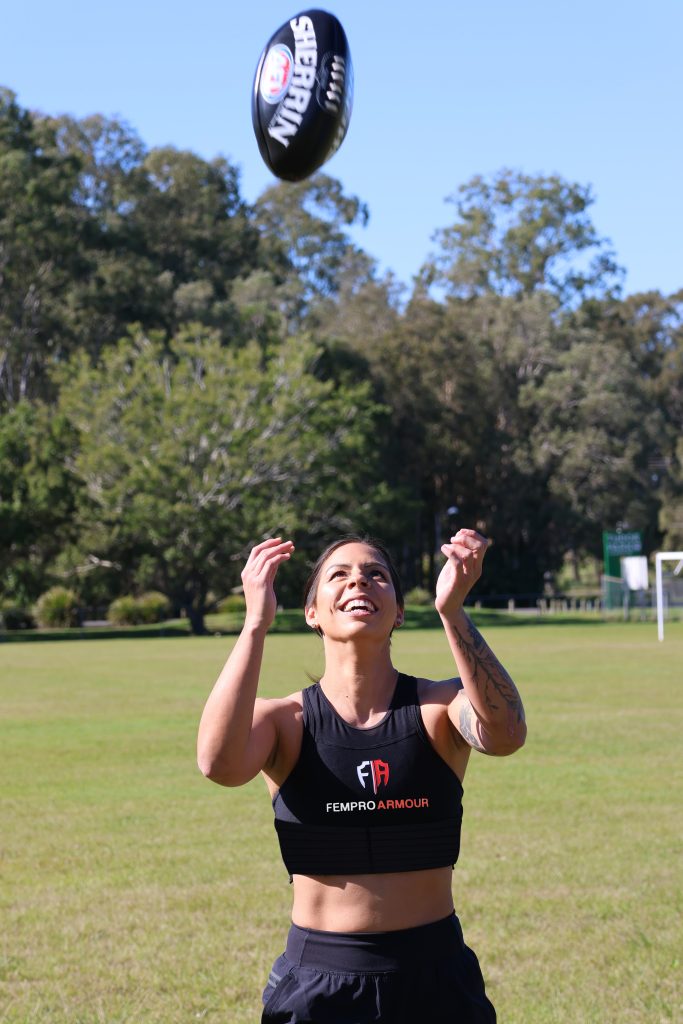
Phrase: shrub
[
  {"left": 404, "top": 586, "right": 433, "bottom": 607},
  {"left": 107, "top": 595, "right": 142, "bottom": 626},
  {"left": 136, "top": 591, "right": 171, "bottom": 624},
  {"left": 34, "top": 587, "right": 80, "bottom": 628},
  {"left": 216, "top": 594, "right": 247, "bottom": 614},
  {"left": 0, "top": 602, "right": 36, "bottom": 630},
  {"left": 108, "top": 592, "right": 171, "bottom": 626}
]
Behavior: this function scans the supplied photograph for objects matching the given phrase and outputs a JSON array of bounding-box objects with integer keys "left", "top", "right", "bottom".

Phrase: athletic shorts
[{"left": 261, "top": 912, "right": 496, "bottom": 1023}]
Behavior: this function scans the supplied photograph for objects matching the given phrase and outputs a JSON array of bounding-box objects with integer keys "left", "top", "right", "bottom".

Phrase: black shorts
[{"left": 261, "top": 913, "right": 496, "bottom": 1023}]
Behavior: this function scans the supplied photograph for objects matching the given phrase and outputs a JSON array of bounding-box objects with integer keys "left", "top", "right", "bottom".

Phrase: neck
[{"left": 318, "top": 639, "right": 397, "bottom": 727}]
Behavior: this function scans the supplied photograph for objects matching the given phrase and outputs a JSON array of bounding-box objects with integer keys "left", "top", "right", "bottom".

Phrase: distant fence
[{"left": 468, "top": 593, "right": 600, "bottom": 613}]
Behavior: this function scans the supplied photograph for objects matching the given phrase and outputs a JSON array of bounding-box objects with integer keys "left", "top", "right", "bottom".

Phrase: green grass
[{"left": 1, "top": 622, "right": 682, "bottom": 1023}]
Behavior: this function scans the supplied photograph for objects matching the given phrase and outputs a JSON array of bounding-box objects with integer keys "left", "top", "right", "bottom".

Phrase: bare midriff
[{"left": 291, "top": 866, "right": 455, "bottom": 933}]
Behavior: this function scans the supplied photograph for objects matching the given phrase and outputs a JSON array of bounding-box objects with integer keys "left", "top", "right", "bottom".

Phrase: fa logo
[{"left": 357, "top": 759, "right": 390, "bottom": 794}]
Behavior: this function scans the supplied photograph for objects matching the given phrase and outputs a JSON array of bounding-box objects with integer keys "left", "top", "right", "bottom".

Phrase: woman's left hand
[{"left": 435, "top": 529, "right": 490, "bottom": 620}]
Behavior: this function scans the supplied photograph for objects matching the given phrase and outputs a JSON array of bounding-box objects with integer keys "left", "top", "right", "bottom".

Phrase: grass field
[{"left": 1, "top": 621, "right": 681, "bottom": 1023}]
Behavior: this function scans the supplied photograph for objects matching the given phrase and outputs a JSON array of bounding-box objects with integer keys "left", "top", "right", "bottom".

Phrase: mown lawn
[{"left": 1, "top": 620, "right": 681, "bottom": 1022}]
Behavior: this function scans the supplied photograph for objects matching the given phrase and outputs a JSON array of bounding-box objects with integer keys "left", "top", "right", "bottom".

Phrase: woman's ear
[
  {"left": 395, "top": 609, "right": 404, "bottom": 628},
  {"left": 305, "top": 604, "right": 318, "bottom": 630}
]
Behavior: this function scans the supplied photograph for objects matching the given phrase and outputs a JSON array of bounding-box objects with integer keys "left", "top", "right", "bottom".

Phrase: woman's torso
[{"left": 262, "top": 674, "right": 471, "bottom": 932}]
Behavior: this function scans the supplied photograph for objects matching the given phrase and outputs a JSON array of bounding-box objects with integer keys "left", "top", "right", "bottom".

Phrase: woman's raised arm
[
  {"left": 196, "top": 538, "right": 294, "bottom": 786},
  {"left": 436, "top": 530, "right": 527, "bottom": 756}
]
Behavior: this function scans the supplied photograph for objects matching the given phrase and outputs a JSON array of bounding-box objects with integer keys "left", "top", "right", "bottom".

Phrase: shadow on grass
[
  {"left": 401, "top": 608, "right": 609, "bottom": 629},
  {"left": 0, "top": 606, "right": 628, "bottom": 642},
  {"left": 0, "top": 623, "right": 193, "bottom": 642}
]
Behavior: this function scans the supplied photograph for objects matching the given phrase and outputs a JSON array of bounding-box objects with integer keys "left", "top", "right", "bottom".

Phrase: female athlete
[{"left": 197, "top": 529, "right": 526, "bottom": 1023}]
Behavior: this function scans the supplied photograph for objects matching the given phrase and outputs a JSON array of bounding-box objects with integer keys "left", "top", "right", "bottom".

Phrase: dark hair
[{"left": 303, "top": 534, "right": 404, "bottom": 621}]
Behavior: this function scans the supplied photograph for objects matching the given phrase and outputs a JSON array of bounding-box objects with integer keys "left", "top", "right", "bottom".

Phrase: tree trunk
[{"left": 185, "top": 604, "right": 206, "bottom": 635}]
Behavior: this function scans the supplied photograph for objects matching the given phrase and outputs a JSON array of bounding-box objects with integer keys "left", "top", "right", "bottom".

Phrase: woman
[{"left": 197, "top": 530, "right": 526, "bottom": 1023}]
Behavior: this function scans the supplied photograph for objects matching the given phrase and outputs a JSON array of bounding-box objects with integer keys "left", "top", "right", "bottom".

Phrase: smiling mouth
[{"left": 339, "top": 598, "right": 377, "bottom": 613}]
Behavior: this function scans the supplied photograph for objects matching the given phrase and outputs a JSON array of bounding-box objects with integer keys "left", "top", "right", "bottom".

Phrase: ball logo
[
  {"left": 260, "top": 44, "right": 294, "bottom": 105},
  {"left": 357, "top": 759, "right": 390, "bottom": 794}
]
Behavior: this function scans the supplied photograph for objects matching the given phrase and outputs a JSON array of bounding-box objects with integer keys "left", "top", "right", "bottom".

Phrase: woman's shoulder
[
  {"left": 255, "top": 690, "right": 304, "bottom": 722},
  {"left": 257, "top": 691, "right": 305, "bottom": 787},
  {"left": 413, "top": 675, "right": 471, "bottom": 766},
  {"left": 414, "top": 674, "right": 464, "bottom": 707}
]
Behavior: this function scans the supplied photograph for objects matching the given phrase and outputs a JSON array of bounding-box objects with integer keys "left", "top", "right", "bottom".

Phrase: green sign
[{"left": 602, "top": 531, "right": 642, "bottom": 577}]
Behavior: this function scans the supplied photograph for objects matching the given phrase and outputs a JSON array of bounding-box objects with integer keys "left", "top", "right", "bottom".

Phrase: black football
[{"left": 252, "top": 9, "right": 353, "bottom": 182}]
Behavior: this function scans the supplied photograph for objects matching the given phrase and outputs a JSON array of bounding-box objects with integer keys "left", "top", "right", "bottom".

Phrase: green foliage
[
  {"left": 55, "top": 327, "right": 390, "bottom": 632},
  {"left": 107, "top": 591, "right": 170, "bottom": 625},
  {"left": 253, "top": 173, "right": 372, "bottom": 325},
  {"left": 136, "top": 591, "right": 171, "bottom": 623},
  {"left": 0, "top": 91, "right": 681, "bottom": 611},
  {"left": 216, "top": 594, "right": 247, "bottom": 614},
  {"left": 0, "top": 98, "right": 269, "bottom": 407},
  {"left": 0, "top": 400, "right": 82, "bottom": 604},
  {"left": 424, "top": 168, "right": 622, "bottom": 305},
  {"left": 0, "top": 90, "right": 88, "bottom": 403},
  {"left": 33, "top": 586, "right": 79, "bottom": 627},
  {"left": 659, "top": 436, "right": 683, "bottom": 548},
  {"left": 404, "top": 586, "right": 433, "bottom": 607},
  {"left": 107, "top": 595, "right": 140, "bottom": 626},
  {"left": 0, "top": 600, "right": 35, "bottom": 630}
]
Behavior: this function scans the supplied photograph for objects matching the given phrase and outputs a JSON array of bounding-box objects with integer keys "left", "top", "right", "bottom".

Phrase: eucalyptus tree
[
  {"left": 252, "top": 172, "right": 371, "bottom": 328},
  {"left": 423, "top": 168, "right": 622, "bottom": 306},
  {"left": 406, "top": 170, "right": 627, "bottom": 593}
]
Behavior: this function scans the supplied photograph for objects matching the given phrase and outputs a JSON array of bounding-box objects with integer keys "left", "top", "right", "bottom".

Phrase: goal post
[{"left": 655, "top": 551, "right": 683, "bottom": 641}]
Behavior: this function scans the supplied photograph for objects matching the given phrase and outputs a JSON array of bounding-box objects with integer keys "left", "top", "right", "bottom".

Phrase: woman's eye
[{"left": 372, "top": 570, "right": 386, "bottom": 579}]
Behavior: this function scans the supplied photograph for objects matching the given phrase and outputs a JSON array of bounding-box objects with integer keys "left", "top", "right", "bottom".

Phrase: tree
[
  {"left": 397, "top": 170, "right": 637, "bottom": 593},
  {"left": 253, "top": 173, "right": 371, "bottom": 327},
  {"left": 133, "top": 146, "right": 262, "bottom": 330},
  {"left": 56, "top": 328, "right": 389, "bottom": 632},
  {"left": 52, "top": 116, "right": 265, "bottom": 349},
  {"left": 520, "top": 323, "right": 665, "bottom": 564},
  {"left": 0, "top": 401, "right": 81, "bottom": 604},
  {"left": 0, "top": 89, "right": 89, "bottom": 404},
  {"left": 423, "top": 169, "right": 622, "bottom": 306},
  {"left": 414, "top": 290, "right": 568, "bottom": 594},
  {"left": 566, "top": 290, "right": 683, "bottom": 554}
]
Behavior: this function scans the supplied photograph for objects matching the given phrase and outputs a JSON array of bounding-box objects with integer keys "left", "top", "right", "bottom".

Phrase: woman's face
[{"left": 305, "top": 541, "right": 403, "bottom": 639}]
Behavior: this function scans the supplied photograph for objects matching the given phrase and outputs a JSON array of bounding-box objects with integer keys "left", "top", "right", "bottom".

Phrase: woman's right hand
[{"left": 241, "top": 538, "right": 294, "bottom": 631}]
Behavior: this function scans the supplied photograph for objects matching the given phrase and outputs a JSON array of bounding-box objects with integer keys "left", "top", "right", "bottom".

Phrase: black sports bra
[{"left": 273, "top": 674, "right": 463, "bottom": 875}]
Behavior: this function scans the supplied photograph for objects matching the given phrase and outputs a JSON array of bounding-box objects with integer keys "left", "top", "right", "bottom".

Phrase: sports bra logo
[{"left": 357, "top": 759, "right": 389, "bottom": 794}]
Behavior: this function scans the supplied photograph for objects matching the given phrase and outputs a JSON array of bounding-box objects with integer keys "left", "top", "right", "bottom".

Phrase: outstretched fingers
[{"left": 243, "top": 538, "right": 294, "bottom": 580}]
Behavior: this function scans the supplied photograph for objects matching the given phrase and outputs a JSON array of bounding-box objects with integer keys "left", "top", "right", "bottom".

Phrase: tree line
[{"left": 1, "top": 87, "right": 681, "bottom": 632}]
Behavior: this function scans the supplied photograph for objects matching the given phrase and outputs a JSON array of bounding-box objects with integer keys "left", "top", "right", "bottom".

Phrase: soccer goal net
[
  {"left": 655, "top": 552, "right": 683, "bottom": 640},
  {"left": 601, "top": 575, "right": 629, "bottom": 615}
]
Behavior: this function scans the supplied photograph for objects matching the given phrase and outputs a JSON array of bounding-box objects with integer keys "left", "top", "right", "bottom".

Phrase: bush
[
  {"left": 404, "top": 586, "right": 433, "bottom": 607},
  {"left": 216, "top": 593, "right": 246, "bottom": 614},
  {"left": 108, "top": 595, "right": 142, "bottom": 626},
  {"left": 0, "top": 602, "right": 36, "bottom": 630},
  {"left": 108, "top": 592, "right": 171, "bottom": 626},
  {"left": 136, "top": 591, "right": 171, "bottom": 624},
  {"left": 34, "top": 587, "right": 80, "bottom": 628}
]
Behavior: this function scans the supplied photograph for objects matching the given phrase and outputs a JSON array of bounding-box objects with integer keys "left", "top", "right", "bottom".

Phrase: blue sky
[{"left": 3, "top": 0, "right": 682, "bottom": 296}]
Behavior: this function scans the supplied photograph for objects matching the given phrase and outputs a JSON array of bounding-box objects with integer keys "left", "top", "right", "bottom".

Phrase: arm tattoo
[
  {"left": 458, "top": 700, "right": 492, "bottom": 754},
  {"left": 452, "top": 616, "right": 525, "bottom": 728}
]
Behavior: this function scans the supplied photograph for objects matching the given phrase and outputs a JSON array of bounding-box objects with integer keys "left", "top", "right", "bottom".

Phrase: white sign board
[{"left": 621, "top": 556, "right": 649, "bottom": 590}]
